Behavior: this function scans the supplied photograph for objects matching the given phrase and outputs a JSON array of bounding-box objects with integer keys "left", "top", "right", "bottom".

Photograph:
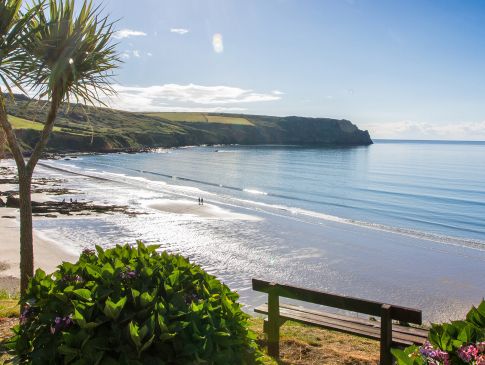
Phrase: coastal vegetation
[
  {"left": 1, "top": 310, "right": 383, "bottom": 364},
  {"left": 9, "top": 243, "right": 263, "bottom": 364},
  {"left": 4, "top": 94, "right": 373, "bottom": 154},
  {"left": 0, "top": 0, "right": 119, "bottom": 294}
]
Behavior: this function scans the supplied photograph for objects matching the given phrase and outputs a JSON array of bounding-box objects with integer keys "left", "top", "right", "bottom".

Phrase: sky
[{"left": 89, "top": 0, "right": 485, "bottom": 140}]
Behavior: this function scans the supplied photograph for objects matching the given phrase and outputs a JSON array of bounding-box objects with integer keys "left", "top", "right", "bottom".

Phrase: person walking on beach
[
  {"left": 201, "top": 198, "right": 204, "bottom": 206},
  {"left": 198, "top": 197, "right": 201, "bottom": 205}
]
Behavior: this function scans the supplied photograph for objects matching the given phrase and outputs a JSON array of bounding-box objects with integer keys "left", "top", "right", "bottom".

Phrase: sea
[{"left": 30, "top": 140, "right": 485, "bottom": 322}]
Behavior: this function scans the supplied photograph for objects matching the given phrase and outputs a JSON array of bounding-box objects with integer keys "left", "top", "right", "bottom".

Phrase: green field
[
  {"left": 8, "top": 115, "right": 61, "bottom": 132},
  {"left": 206, "top": 115, "right": 254, "bottom": 125},
  {"left": 145, "top": 112, "right": 254, "bottom": 126}
]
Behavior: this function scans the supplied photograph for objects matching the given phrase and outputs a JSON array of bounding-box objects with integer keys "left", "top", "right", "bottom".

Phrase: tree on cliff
[{"left": 0, "top": 0, "right": 119, "bottom": 294}]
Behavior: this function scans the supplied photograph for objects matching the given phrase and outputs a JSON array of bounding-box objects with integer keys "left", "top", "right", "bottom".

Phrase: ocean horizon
[{"left": 374, "top": 138, "right": 485, "bottom": 144}]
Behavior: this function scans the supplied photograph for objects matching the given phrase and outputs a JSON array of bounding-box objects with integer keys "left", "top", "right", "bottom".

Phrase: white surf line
[
  {"left": 37, "top": 162, "right": 256, "bottom": 218},
  {"left": 222, "top": 195, "right": 485, "bottom": 254},
  {"left": 38, "top": 161, "right": 485, "bottom": 254}
]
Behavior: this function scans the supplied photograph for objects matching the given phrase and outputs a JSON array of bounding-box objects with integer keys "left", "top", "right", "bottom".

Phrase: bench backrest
[{"left": 252, "top": 278, "right": 422, "bottom": 325}]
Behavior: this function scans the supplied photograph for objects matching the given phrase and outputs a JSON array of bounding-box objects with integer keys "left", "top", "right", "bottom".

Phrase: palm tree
[{"left": 0, "top": 0, "right": 119, "bottom": 294}]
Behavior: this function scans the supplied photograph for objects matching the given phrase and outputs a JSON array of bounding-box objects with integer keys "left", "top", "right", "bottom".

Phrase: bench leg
[
  {"left": 380, "top": 304, "right": 393, "bottom": 365},
  {"left": 267, "top": 289, "right": 280, "bottom": 358}
]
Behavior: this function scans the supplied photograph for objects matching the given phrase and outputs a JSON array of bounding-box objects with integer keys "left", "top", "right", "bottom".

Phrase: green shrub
[{"left": 11, "top": 242, "right": 263, "bottom": 364}]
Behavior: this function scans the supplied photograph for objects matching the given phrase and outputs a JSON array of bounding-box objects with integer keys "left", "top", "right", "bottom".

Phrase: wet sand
[
  {"left": 147, "top": 199, "right": 260, "bottom": 220},
  {"left": 0, "top": 208, "right": 77, "bottom": 293}
]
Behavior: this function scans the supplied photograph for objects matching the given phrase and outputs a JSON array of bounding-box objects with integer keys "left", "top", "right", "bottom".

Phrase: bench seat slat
[
  {"left": 255, "top": 303, "right": 427, "bottom": 346},
  {"left": 278, "top": 303, "right": 429, "bottom": 338}
]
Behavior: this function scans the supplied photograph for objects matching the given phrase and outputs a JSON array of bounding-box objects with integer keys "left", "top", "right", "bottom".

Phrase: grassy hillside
[
  {"left": 8, "top": 115, "right": 57, "bottom": 131},
  {"left": 145, "top": 112, "right": 254, "bottom": 126},
  {"left": 4, "top": 95, "right": 372, "bottom": 153}
]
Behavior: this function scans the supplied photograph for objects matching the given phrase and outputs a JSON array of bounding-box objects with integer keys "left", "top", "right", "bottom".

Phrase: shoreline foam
[{"left": 37, "top": 160, "right": 485, "bottom": 251}]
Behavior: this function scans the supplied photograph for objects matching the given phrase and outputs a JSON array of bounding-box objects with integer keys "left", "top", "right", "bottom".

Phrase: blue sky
[{"left": 94, "top": 0, "right": 485, "bottom": 140}]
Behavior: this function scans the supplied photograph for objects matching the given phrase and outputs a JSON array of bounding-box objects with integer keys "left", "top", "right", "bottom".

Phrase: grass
[
  {"left": 249, "top": 317, "right": 380, "bottom": 364},
  {"left": 145, "top": 112, "right": 254, "bottom": 126},
  {"left": 0, "top": 300, "right": 18, "bottom": 319},
  {"left": 145, "top": 112, "right": 209, "bottom": 123},
  {"left": 206, "top": 115, "right": 254, "bottom": 126},
  {"left": 0, "top": 291, "right": 18, "bottom": 319},
  {"left": 8, "top": 115, "right": 61, "bottom": 132}
]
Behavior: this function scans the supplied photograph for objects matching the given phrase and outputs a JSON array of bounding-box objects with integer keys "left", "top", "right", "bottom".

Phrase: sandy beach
[
  {"left": 147, "top": 199, "right": 260, "bottom": 220},
  {"left": 0, "top": 162, "right": 80, "bottom": 293},
  {"left": 0, "top": 208, "right": 77, "bottom": 293}
]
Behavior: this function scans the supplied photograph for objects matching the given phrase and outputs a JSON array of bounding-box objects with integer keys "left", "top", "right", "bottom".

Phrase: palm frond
[
  {"left": 24, "top": 0, "right": 120, "bottom": 106},
  {"left": 0, "top": 0, "right": 45, "bottom": 96}
]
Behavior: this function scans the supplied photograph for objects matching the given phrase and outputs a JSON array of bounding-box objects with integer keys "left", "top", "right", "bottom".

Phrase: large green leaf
[
  {"left": 391, "top": 347, "right": 424, "bottom": 365},
  {"left": 103, "top": 297, "right": 126, "bottom": 320},
  {"left": 73, "top": 288, "right": 92, "bottom": 301}
]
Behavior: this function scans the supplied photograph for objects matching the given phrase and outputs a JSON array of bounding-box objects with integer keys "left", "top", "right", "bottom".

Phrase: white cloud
[
  {"left": 121, "top": 50, "right": 145, "bottom": 59},
  {"left": 212, "top": 33, "right": 223, "bottom": 53},
  {"left": 114, "top": 29, "right": 147, "bottom": 39},
  {"left": 272, "top": 90, "right": 285, "bottom": 95},
  {"left": 362, "top": 120, "right": 485, "bottom": 141},
  {"left": 147, "top": 52, "right": 153, "bottom": 57},
  {"left": 99, "top": 83, "right": 282, "bottom": 112},
  {"left": 170, "top": 28, "right": 189, "bottom": 35}
]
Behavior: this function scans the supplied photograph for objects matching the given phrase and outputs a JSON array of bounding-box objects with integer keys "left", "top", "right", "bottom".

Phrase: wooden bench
[{"left": 252, "top": 278, "right": 428, "bottom": 365}]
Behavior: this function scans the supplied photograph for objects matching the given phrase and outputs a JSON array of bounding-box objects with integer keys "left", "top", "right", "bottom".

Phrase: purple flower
[
  {"left": 50, "top": 314, "right": 73, "bottom": 335},
  {"left": 477, "top": 342, "right": 485, "bottom": 353},
  {"left": 419, "top": 341, "right": 450, "bottom": 365},
  {"left": 457, "top": 344, "right": 478, "bottom": 363},
  {"left": 120, "top": 266, "right": 138, "bottom": 280}
]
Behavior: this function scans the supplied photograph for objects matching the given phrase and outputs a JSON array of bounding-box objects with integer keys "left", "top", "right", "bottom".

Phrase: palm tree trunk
[
  {"left": 0, "top": 91, "right": 60, "bottom": 295},
  {"left": 18, "top": 95, "right": 60, "bottom": 294},
  {"left": 18, "top": 169, "right": 33, "bottom": 294},
  {"left": 0, "top": 93, "right": 31, "bottom": 294}
]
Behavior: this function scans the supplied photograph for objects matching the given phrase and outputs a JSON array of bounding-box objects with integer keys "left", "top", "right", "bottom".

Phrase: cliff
[{"left": 4, "top": 95, "right": 372, "bottom": 153}]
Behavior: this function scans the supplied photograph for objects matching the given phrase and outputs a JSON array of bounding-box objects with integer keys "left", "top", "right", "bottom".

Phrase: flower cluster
[
  {"left": 458, "top": 345, "right": 479, "bottom": 363},
  {"left": 120, "top": 266, "right": 138, "bottom": 280},
  {"left": 419, "top": 341, "right": 450, "bottom": 365},
  {"left": 50, "top": 315, "right": 73, "bottom": 335},
  {"left": 414, "top": 341, "right": 485, "bottom": 365},
  {"left": 61, "top": 274, "right": 84, "bottom": 283}
]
